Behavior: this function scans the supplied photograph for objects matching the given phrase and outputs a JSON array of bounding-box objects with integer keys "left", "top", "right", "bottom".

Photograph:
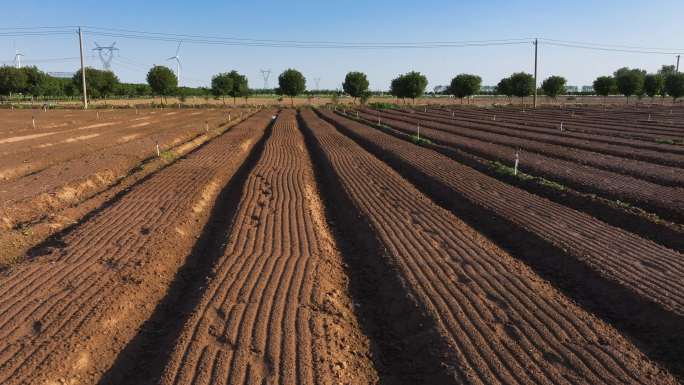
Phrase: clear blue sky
[{"left": 3, "top": 0, "right": 683, "bottom": 90}]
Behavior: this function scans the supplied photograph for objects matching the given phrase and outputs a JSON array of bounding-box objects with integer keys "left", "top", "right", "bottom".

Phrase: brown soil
[
  {"left": 0, "top": 110, "right": 274, "bottom": 384},
  {"left": 300, "top": 108, "right": 678, "bottom": 384}
]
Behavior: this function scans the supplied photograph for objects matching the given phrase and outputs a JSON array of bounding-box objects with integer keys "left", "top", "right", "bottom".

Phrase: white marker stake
[
  {"left": 356, "top": 111, "right": 359, "bottom": 119},
  {"left": 32, "top": 116, "right": 36, "bottom": 129},
  {"left": 156, "top": 142, "right": 160, "bottom": 157},
  {"left": 452, "top": 111, "right": 455, "bottom": 119},
  {"left": 378, "top": 116, "right": 381, "bottom": 125},
  {"left": 493, "top": 115, "right": 496, "bottom": 121},
  {"left": 514, "top": 151, "right": 520, "bottom": 176},
  {"left": 228, "top": 113, "right": 231, "bottom": 122},
  {"left": 205, "top": 120, "right": 209, "bottom": 133},
  {"left": 560, "top": 121, "right": 564, "bottom": 131},
  {"left": 648, "top": 114, "right": 651, "bottom": 121},
  {"left": 96, "top": 111, "right": 99, "bottom": 120}
]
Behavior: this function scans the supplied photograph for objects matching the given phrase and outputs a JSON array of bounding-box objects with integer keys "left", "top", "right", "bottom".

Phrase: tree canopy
[
  {"left": 226, "top": 70, "right": 249, "bottom": 102},
  {"left": 146, "top": 65, "right": 178, "bottom": 101},
  {"left": 509, "top": 72, "right": 535, "bottom": 98},
  {"left": 277, "top": 69, "right": 306, "bottom": 105},
  {"left": 73, "top": 67, "right": 119, "bottom": 99},
  {"left": 664, "top": 73, "right": 684, "bottom": 101},
  {"left": 211, "top": 73, "right": 234, "bottom": 103},
  {"left": 0, "top": 66, "right": 28, "bottom": 96},
  {"left": 643, "top": 74, "right": 664, "bottom": 99},
  {"left": 614, "top": 67, "right": 645, "bottom": 100},
  {"left": 342, "top": 71, "right": 369, "bottom": 103},
  {"left": 449, "top": 74, "right": 481, "bottom": 102},
  {"left": 389, "top": 71, "right": 428, "bottom": 103},
  {"left": 593, "top": 76, "right": 616, "bottom": 97},
  {"left": 541, "top": 75, "right": 566, "bottom": 98},
  {"left": 496, "top": 77, "right": 514, "bottom": 98}
]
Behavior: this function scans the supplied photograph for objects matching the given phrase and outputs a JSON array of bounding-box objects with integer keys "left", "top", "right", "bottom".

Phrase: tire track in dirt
[
  {"left": 356, "top": 109, "right": 684, "bottom": 224},
  {"left": 157, "top": 110, "right": 377, "bottom": 385},
  {"left": 0, "top": 110, "right": 274, "bottom": 385},
  {"left": 300, "top": 108, "right": 678, "bottom": 385}
]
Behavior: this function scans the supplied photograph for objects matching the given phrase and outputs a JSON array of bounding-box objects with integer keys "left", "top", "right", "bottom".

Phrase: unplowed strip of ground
[
  {"left": 430, "top": 106, "right": 684, "bottom": 143},
  {"left": 158, "top": 110, "right": 377, "bottom": 385},
  {"left": 0, "top": 109, "right": 242, "bottom": 181},
  {"left": 300, "top": 108, "right": 677, "bottom": 385},
  {"left": 0, "top": 110, "right": 274, "bottom": 385},
  {"left": 0, "top": 111, "right": 258, "bottom": 266},
  {"left": 373, "top": 108, "right": 684, "bottom": 176},
  {"left": 319, "top": 109, "right": 684, "bottom": 376},
  {"left": 355, "top": 109, "right": 684, "bottom": 223}
]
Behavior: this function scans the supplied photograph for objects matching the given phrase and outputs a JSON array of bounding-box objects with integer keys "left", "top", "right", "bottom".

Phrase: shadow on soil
[
  {"left": 319, "top": 110, "right": 684, "bottom": 382},
  {"left": 97, "top": 117, "right": 276, "bottom": 385},
  {"left": 298, "top": 111, "right": 459, "bottom": 385}
]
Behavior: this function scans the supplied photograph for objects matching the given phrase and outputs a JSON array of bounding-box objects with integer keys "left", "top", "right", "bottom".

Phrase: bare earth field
[{"left": 0, "top": 104, "right": 683, "bottom": 384}]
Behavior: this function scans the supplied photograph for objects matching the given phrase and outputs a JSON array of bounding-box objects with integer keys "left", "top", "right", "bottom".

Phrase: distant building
[
  {"left": 480, "top": 85, "right": 497, "bottom": 93},
  {"left": 48, "top": 72, "right": 75, "bottom": 78},
  {"left": 582, "top": 85, "right": 594, "bottom": 93},
  {"left": 565, "top": 85, "right": 579, "bottom": 93}
]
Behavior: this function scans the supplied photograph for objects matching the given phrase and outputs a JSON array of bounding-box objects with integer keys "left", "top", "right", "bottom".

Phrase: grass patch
[
  {"left": 410, "top": 135, "right": 433, "bottom": 146},
  {"left": 656, "top": 138, "right": 675, "bottom": 145},
  {"left": 490, "top": 161, "right": 533, "bottom": 181},
  {"left": 160, "top": 150, "right": 176, "bottom": 162},
  {"left": 538, "top": 178, "right": 566, "bottom": 191},
  {"left": 368, "top": 102, "right": 400, "bottom": 109}
]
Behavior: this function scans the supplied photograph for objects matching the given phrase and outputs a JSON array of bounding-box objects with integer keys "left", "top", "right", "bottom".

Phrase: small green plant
[
  {"left": 538, "top": 178, "right": 566, "bottom": 191},
  {"left": 410, "top": 135, "right": 433, "bottom": 146},
  {"left": 160, "top": 150, "right": 176, "bottom": 162},
  {"left": 615, "top": 200, "right": 633, "bottom": 209},
  {"left": 655, "top": 138, "right": 675, "bottom": 145}
]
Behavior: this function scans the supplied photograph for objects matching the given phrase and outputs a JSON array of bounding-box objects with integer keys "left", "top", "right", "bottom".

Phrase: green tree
[
  {"left": 664, "top": 73, "right": 684, "bottom": 102},
  {"left": 593, "top": 76, "right": 616, "bottom": 105},
  {"left": 277, "top": 69, "right": 306, "bottom": 105},
  {"left": 390, "top": 76, "right": 405, "bottom": 102},
  {"left": 146, "top": 65, "right": 178, "bottom": 104},
  {"left": 21, "top": 66, "right": 48, "bottom": 97},
  {"left": 211, "top": 73, "right": 234, "bottom": 104},
  {"left": 449, "top": 74, "right": 482, "bottom": 104},
  {"left": 342, "top": 71, "right": 370, "bottom": 103},
  {"left": 0, "top": 66, "right": 28, "bottom": 96},
  {"left": 496, "top": 77, "right": 514, "bottom": 102},
  {"left": 401, "top": 71, "right": 428, "bottom": 104},
  {"left": 359, "top": 90, "right": 372, "bottom": 105},
  {"left": 226, "top": 70, "right": 249, "bottom": 104},
  {"left": 509, "top": 72, "right": 535, "bottom": 104},
  {"left": 73, "top": 67, "right": 119, "bottom": 99},
  {"left": 541, "top": 75, "right": 566, "bottom": 99},
  {"left": 643, "top": 74, "right": 664, "bottom": 101},
  {"left": 614, "top": 67, "right": 645, "bottom": 102}
]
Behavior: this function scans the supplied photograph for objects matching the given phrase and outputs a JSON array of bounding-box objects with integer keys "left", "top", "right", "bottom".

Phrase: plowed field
[{"left": 0, "top": 105, "right": 681, "bottom": 384}]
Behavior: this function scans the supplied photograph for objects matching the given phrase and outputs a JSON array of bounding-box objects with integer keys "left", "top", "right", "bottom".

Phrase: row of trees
[
  {"left": 593, "top": 66, "right": 684, "bottom": 103},
  {"left": 2, "top": 63, "right": 684, "bottom": 104}
]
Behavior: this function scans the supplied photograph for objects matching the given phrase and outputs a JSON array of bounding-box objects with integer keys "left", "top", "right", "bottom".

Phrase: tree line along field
[{"left": 0, "top": 103, "right": 683, "bottom": 385}]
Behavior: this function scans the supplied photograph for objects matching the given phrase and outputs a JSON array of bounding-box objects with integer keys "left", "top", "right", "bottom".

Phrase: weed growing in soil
[
  {"left": 656, "top": 138, "right": 675, "bottom": 145},
  {"left": 410, "top": 135, "right": 433, "bottom": 146},
  {"left": 160, "top": 150, "right": 177, "bottom": 162}
]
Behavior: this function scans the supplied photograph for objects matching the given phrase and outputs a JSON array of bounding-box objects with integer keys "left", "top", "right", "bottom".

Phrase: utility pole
[
  {"left": 677, "top": 55, "right": 680, "bottom": 73},
  {"left": 533, "top": 38, "right": 538, "bottom": 108},
  {"left": 78, "top": 27, "right": 88, "bottom": 109}
]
